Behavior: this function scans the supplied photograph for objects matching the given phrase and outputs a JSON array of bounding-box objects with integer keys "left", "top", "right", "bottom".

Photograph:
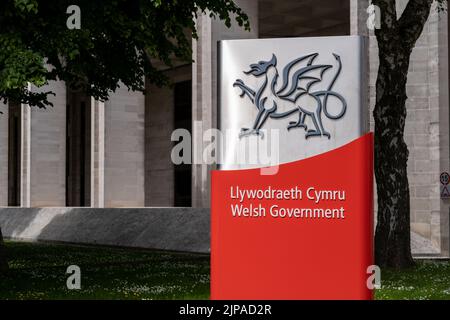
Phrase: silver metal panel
[{"left": 218, "top": 36, "right": 368, "bottom": 170}]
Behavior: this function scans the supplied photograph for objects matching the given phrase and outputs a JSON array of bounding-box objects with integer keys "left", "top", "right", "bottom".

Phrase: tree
[
  {"left": 373, "top": 0, "right": 445, "bottom": 268},
  {"left": 0, "top": 0, "right": 249, "bottom": 107},
  {"left": 0, "top": 0, "right": 249, "bottom": 274}
]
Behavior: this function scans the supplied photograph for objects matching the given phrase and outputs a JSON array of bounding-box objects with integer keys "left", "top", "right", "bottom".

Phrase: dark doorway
[
  {"left": 173, "top": 80, "right": 192, "bottom": 207},
  {"left": 259, "top": 0, "right": 350, "bottom": 38},
  {"left": 8, "top": 102, "right": 21, "bottom": 206},
  {"left": 66, "top": 91, "right": 91, "bottom": 207}
]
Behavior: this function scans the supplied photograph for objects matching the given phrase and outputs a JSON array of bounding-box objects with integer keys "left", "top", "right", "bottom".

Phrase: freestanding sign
[{"left": 211, "top": 36, "right": 373, "bottom": 299}]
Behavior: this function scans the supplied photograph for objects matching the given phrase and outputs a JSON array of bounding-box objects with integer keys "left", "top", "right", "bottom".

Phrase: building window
[
  {"left": 173, "top": 80, "right": 192, "bottom": 207},
  {"left": 66, "top": 90, "right": 91, "bottom": 207},
  {"left": 259, "top": 0, "right": 350, "bottom": 38},
  {"left": 8, "top": 102, "right": 21, "bottom": 206}
]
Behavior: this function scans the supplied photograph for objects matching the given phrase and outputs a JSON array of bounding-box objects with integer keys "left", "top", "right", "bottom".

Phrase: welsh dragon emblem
[{"left": 233, "top": 53, "right": 347, "bottom": 139}]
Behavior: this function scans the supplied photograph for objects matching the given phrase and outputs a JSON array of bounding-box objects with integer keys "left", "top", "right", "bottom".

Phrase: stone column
[
  {"left": 192, "top": 0, "right": 259, "bottom": 208},
  {"left": 350, "top": 0, "right": 373, "bottom": 224},
  {"left": 21, "top": 96, "right": 31, "bottom": 207},
  {"left": 0, "top": 102, "right": 8, "bottom": 206},
  {"left": 20, "top": 81, "right": 67, "bottom": 207},
  {"left": 15, "top": 81, "right": 66, "bottom": 207},
  {"left": 350, "top": 0, "right": 370, "bottom": 132},
  {"left": 350, "top": 0, "right": 369, "bottom": 37},
  {"left": 433, "top": 6, "right": 449, "bottom": 257},
  {"left": 90, "top": 99, "right": 105, "bottom": 208},
  {"left": 102, "top": 86, "right": 146, "bottom": 207}
]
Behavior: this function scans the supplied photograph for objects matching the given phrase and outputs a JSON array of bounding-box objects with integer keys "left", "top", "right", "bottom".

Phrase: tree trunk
[
  {"left": 373, "top": 0, "right": 433, "bottom": 269},
  {"left": 374, "top": 44, "right": 414, "bottom": 268},
  {"left": 0, "top": 227, "right": 8, "bottom": 273}
]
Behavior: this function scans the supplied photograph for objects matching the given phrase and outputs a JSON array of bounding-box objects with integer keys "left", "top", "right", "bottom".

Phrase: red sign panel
[{"left": 211, "top": 134, "right": 374, "bottom": 299}]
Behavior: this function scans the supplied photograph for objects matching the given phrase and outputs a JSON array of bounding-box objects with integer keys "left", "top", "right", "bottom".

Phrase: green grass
[
  {"left": 0, "top": 241, "right": 449, "bottom": 300},
  {"left": 375, "top": 260, "right": 450, "bottom": 300},
  {"left": 0, "top": 241, "right": 210, "bottom": 300}
]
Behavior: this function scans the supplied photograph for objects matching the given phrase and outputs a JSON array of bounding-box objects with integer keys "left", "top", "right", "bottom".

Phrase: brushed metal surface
[{"left": 218, "top": 36, "right": 368, "bottom": 170}]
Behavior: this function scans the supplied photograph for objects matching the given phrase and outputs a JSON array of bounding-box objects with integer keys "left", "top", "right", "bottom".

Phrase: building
[{"left": 0, "top": 0, "right": 448, "bottom": 257}]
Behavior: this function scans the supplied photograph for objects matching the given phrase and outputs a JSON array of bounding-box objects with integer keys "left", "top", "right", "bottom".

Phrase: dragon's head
[{"left": 244, "top": 54, "right": 277, "bottom": 76}]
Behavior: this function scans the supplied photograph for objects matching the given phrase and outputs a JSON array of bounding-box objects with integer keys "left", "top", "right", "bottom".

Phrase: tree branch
[
  {"left": 398, "top": 0, "right": 434, "bottom": 47},
  {"left": 372, "top": 0, "right": 398, "bottom": 29},
  {"left": 372, "top": 0, "right": 399, "bottom": 44}
]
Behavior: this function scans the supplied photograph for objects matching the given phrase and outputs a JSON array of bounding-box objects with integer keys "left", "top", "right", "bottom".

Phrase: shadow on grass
[{"left": 0, "top": 241, "right": 210, "bottom": 300}]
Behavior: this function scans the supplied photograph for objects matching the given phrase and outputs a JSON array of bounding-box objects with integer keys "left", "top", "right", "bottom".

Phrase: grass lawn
[
  {"left": 0, "top": 241, "right": 210, "bottom": 299},
  {"left": 0, "top": 241, "right": 449, "bottom": 300},
  {"left": 375, "top": 260, "right": 450, "bottom": 300}
]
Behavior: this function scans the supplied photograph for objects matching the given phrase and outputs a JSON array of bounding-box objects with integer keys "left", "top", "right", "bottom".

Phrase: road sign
[{"left": 440, "top": 172, "right": 450, "bottom": 199}]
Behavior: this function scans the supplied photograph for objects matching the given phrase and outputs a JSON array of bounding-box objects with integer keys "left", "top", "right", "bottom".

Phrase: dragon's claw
[
  {"left": 305, "top": 129, "right": 323, "bottom": 139},
  {"left": 287, "top": 121, "right": 307, "bottom": 131}
]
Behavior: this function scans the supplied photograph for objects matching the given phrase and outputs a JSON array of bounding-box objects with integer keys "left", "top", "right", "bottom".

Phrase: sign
[
  {"left": 440, "top": 172, "right": 450, "bottom": 199},
  {"left": 212, "top": 36, "right": 373, "bottom": 300},
  {"left": 217, "top": 36, "right": 369, "bottom": 169}
]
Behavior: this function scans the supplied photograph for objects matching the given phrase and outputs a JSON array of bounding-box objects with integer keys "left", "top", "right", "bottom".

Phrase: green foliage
[
  {"left": 13, "top": 0, "right": 39, "bottom": 14},
  {"left": 0, "top": 0, "right": 250, "bottom": 108}
]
